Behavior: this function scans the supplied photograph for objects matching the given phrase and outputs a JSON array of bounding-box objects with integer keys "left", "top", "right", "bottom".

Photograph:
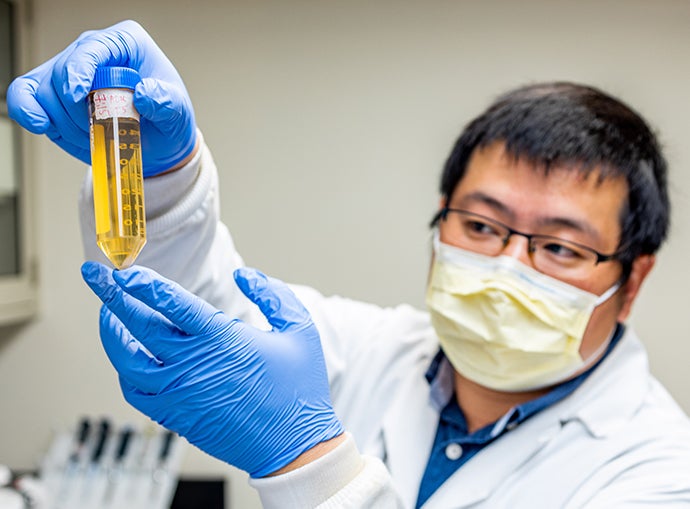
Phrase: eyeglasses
[{"left": 437, "top": 208, "right": 622, "bottom": 279}]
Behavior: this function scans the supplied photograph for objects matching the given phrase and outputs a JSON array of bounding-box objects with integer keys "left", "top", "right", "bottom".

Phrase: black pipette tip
[
  {"left": 158, "top": 430, "right": 176, "bottom": 465},
  {"left": 90, "top": 418, "right": 111, "bottom": 465},
  {"left": 68, "top": 417, "right": 92, "bottom": 464},
  {"left": 114, "top": 426, "right": 134, "bottom": 464}
]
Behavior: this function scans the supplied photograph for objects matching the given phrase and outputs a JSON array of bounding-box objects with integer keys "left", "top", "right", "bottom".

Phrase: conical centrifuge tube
[{"left": 88, "top": 66, "right": 146, "bottom": 269}]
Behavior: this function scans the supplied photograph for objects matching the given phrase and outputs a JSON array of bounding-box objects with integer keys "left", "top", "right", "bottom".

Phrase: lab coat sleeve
[
  {"left": 79, "top": 131, "right": 260, "bottom": 323},
  {"left": 78, "top": 134, "right": 404, "bottom": 507},
  {"left": 249, "top": 433, "right": 403, "bottom": 509}
]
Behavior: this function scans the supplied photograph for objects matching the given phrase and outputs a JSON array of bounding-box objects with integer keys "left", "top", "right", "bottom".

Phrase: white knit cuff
[
  {"left": 143, "top": 130, "right": 217, "bottom": 238},
  {"left": 249, "top": 433, "right": 364, "bottom": 509},
  {"left": 143, "top": 129, "right": 204, "bottom": 220}
]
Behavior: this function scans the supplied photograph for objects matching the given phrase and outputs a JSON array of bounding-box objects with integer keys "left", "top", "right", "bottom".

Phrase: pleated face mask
[{"left": 426, "top": 232, "right": 619, "bottom": 392}]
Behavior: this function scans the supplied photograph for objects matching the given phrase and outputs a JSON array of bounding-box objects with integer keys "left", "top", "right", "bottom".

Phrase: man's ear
[{"left": 617, "top": 254, "right": 655, "bottom": 321}]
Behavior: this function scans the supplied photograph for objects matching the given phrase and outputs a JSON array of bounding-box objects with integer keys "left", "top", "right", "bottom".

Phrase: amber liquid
[{"left": 89, "top": 116, "right": 146, "bottom": 269}]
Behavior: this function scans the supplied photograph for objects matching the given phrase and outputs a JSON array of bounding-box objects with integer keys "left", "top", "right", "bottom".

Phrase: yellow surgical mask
[{"left": 426, "top": 232, "right": 620, "bottom": 392}]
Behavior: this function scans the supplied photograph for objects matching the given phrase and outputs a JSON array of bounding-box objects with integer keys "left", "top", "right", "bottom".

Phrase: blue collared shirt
[{"left": 415, "top": 324, "right": 625, "bottom": 508}]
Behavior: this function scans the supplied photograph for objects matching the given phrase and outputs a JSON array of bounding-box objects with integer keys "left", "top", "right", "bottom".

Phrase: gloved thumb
[
  {"left": 234, "top": 267, "right": 313, "bottom": 333},
  {"left": 134, "top": 77, "right": 194, "bottom": 128},
  {"left": 133, "top": 77, "right": 197, "bottom": 175}
]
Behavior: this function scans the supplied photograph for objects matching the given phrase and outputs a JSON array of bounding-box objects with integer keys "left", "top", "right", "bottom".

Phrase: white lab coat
[{"left": 79, "top": 138, "right": 690, "bottom": 508}]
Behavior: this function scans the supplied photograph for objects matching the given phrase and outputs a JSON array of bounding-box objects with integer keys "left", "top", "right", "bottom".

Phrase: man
[{"left": 8, "top": 20, "right": 690, "bottom": 508}]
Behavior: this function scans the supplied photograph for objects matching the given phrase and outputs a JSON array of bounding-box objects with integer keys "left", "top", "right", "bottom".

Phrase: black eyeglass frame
[{"left": 434, "top": 207, "right": 625, "bottom": 265}]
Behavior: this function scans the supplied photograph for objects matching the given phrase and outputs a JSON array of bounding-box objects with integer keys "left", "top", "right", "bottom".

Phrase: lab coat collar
[
  {"left": 381, "top": 356, "right": 443, "bottom": 506},
  {"left": 423, "top": 326, "right": 649, "bottom": 438},
  {"left": 560, "top": 328, "right": 650, "bottom": 438},
  {"left": 381, "top": 358, "right": 562, "bottom": 507},
  {"left": 425, "top": 349, "right": 455, "bottom": 411},
  {"left": 380, "top": 327, "right": 651, "bottom": 507}
]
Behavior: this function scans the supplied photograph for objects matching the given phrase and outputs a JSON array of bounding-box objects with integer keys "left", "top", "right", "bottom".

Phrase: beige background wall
[{"left": 1, "top": 1, "right": 689, "bottom": 507}]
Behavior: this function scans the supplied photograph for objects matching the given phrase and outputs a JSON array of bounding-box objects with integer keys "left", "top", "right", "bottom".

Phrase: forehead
[{"left": 452, "top": 142, "right": 628, "bottom": 244}]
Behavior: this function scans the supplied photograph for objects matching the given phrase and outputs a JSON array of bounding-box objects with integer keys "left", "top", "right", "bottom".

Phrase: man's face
[{"left": 440, "top": 141, "right": 635, "bottom": 360}]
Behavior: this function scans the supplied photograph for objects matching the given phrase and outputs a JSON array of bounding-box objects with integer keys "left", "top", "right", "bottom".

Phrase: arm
[{"left": 9, "top": 19, "right": 403, "bottom": 507}]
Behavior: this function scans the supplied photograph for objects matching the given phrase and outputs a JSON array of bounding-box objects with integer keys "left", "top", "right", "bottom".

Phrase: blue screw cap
[{"left": 91, "top": 66, "right": 141, "bottom": 91}]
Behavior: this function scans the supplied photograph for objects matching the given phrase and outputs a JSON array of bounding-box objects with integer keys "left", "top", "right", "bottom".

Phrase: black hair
[{"left": 433, "top": 82, "right": 670, "bottom": 279}]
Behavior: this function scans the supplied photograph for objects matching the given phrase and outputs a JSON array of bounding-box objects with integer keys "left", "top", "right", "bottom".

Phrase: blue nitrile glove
[
  {"left": 80, "top": 261, "right": 344, "bottom": 477},
  {"left": 7, "top": 20, "right": 196, "bottom": 177}
]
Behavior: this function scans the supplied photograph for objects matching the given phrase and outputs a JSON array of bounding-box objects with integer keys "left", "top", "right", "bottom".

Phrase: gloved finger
[
  {"left": 99, "top": 306, "right": 168, "bottom": 395},
  {"left": 41, "top": 23, "right": 144, "bottom": 156},
  {"left": 119, "top": 373, "right": 203, "bottom": 439},
  {"left": 117, "top": 375, "right": 165, "bottom": 422},
  {"left": 111, "top": 265, "right": 223, "bottom": 337},
  {"left": 8, "top": 32, "right": 91, "bottom": 146},
  {"left": 118, "top": 379, "right": 185, "bottom": 438},
  {"left": 118, "top": 375, "right": 145, "bottom": 408},
  {"left": 7, "top": 74, "right": 52, "bottom": 134},
  {"left": 134, "top": 78, "right": 197, "bottom": 175},
  {"left": 6, "top": 49, "right": 74, "bottom": 135},
  {"left": 233, "top": 267, "right": 313, "bottom": 333},
  {"left": 34, "top": 75, "right": 90, "bottom": 163},
  {"left": 82, "top": 261, "right": 190, "bottom": 362},
  {"left": 8, "top": 61, "right": 89, "bottom": 161},
  {"left": 135, "top": 78, "right": 192, "bottom": 126},
  {"left": 55, "top": 25, "right": 137, "bottom": 103}
]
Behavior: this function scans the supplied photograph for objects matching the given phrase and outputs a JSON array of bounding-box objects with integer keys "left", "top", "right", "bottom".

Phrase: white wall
[{"left": 1, "top": 1, "right": 689, "bottom": 508}]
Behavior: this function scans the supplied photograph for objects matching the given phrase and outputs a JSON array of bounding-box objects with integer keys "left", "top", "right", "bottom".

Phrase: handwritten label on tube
[{"left": 92, "top": 90, "right": 140, "bottom": 121}]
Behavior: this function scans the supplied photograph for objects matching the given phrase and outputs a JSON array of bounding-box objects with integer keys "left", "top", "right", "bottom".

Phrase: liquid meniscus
[{"left": 90, "top": 116, "right": 146, "bottom": 269}]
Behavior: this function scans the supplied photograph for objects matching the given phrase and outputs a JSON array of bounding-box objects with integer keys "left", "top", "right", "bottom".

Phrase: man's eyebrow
[
  {"left": 534, "top": 217, "right": 603, "bottom": 244},
  {"left": 456, "top": 192, "right": 515, "bottom": 219},
  {"left": 456, "top": 191, "right": 603, "bottom": 243}
]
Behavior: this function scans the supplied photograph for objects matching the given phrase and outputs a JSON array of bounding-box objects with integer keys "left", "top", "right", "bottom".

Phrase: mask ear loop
[
  {"left": 570, "top": 323, "right": 619, "bottom": 379},
  {"left": 568, "top": 282, "right": 623, "bottom": 383},
  {"left": 594, "top": 281, "right": 622, "bottom": 306},
  {"left": 530, "top": 322, "right": 619, "bottom": 392}
]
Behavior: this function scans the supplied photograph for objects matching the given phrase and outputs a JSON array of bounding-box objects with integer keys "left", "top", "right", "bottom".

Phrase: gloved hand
[
  {"left": 7, "top": 20, "right": 196, "bottom": 177},
  {"left": 81, "top": 261, "right": 344, "bottom": 478}
]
